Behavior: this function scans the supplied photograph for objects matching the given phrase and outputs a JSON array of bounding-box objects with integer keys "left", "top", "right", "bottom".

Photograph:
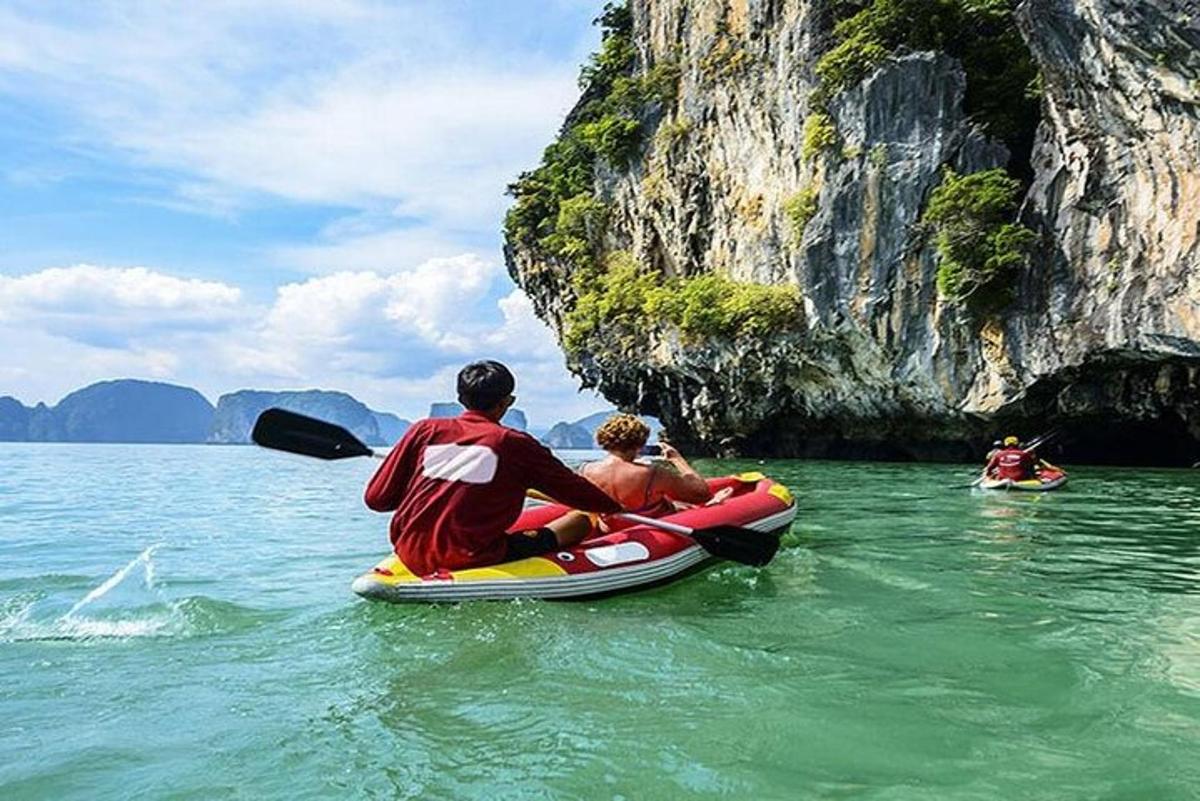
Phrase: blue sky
[{"left": 0, "top": 0, "right": 611, "bottom": 426}]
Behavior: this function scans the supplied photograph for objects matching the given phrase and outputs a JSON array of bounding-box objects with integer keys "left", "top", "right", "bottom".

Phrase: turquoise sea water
[{"left": 1, "top": 443, "right": 1198, "bottom": 799}]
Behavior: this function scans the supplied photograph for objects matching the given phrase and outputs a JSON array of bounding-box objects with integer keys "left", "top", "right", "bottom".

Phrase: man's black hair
[{"left": 457, "top": 360, "right": 515, "bottom": 411}]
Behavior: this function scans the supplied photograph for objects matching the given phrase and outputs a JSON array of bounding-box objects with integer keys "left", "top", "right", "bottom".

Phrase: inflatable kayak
[
  {"left": 351, "top": 472, "right": 795, "bottom": 603},
  {"left": 979, "top": 467, "right": 1068, "bottom": 492}
]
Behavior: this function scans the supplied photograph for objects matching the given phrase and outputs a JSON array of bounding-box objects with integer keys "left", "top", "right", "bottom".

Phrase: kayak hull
[
  {"left": 979, "top": 469, "right": 1067, "bottom": 492},
  {"left": 352, "top": 473, "right": 795, "bottom": 603}
]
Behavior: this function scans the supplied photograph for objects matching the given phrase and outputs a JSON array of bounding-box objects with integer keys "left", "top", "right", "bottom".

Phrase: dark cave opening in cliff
[
  {"left": 996, "top": 359, "right": 1200, "bottom": 468},
  {"left": 1032, "top": 419, "right": 1200, "bottom": 469}
]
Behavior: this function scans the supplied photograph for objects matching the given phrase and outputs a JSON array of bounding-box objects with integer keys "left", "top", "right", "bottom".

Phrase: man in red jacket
[
  {"left": 364, "top": 360, "right": 621, "bottom": 575},
  {"left": 984, "top": 435, "right": 1036, "bottom": 481}
]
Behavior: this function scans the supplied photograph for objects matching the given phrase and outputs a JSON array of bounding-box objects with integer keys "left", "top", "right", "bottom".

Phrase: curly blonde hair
[{"left": 595, "top": 414, "right": 650, "bottom": 452}]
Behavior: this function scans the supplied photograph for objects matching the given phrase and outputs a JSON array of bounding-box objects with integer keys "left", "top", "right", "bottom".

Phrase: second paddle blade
[
  {"left": 251, "top": 407, "right": 375, "bottom": 460},
  {"left": 691, "top": 525, "right": 781, "bottom": 567}
]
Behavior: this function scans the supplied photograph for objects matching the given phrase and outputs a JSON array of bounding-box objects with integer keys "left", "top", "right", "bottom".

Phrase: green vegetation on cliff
[
  {"left": 504, "top": 3, "right": 675, "bottom": 254},
  {"left": 811, "top": 2, "right": 1041, "bottom": 313},
  {"left": 801, "top": 112, "right": 838, "bottom": 161},
  {"left": 815, "top": 0, "right": 1040, "bottom": 159},
  {"left": 783, "top": 188, "right": 819, "bottom": 244},
  {"left": 564, "top": 253, "right": 804, "bottom": 353},
  {"left": 538, "top": 193, "right": 609, "bottom": 271},
  {"left": 923, "top": 168, "right": 1036, "bottom": 312},
  {"left": 507, "top": 2, "right": 802, "bottom": 353}
]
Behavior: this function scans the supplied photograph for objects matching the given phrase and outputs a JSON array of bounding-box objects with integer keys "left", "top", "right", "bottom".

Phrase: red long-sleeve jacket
[
  {"left": 986, "top": 447, "right": 1035, "bottom": 481},
  {"left": 364, "top": 410, "right": 621, "bottom": 574}
]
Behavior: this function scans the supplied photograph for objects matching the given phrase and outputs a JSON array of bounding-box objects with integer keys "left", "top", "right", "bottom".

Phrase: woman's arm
[{"left": 654, "top": 444, "right": 713, "bottom": 504}]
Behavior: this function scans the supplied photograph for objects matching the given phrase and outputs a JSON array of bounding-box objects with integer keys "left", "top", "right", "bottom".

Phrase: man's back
[{"left": 365, "top": 411, "right": 618, "bottom": 574}]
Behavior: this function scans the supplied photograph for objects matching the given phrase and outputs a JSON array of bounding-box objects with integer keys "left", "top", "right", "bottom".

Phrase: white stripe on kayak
[{"left": 353, "top": 546, "right": 711, "bottom": 601}]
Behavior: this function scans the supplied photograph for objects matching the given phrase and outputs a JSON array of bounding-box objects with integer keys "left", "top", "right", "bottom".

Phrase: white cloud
[
  {"left": 0, "top": 264, "right": 241, "bottom": 313},
  {"left": 0, "top": 264, "right": 245, "bottom": 346},
  {"left": 0, "top": 259, "right": 606, "bottom": 424},
  {"left": 0, "top": 329, "right": 187, "bottom": 404},
  {"left": 243, "top": 254, "right": 496, "bottom": 372},
  {"left": 485, "top": 289, "right": 563, "bottom": 359}
]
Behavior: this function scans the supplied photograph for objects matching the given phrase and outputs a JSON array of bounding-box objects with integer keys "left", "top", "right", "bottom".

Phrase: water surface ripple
[{"left": 1, "top": 445, "right": 1197, "bottom": 799}]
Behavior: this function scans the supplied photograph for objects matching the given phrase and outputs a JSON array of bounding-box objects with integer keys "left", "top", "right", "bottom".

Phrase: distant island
[
  {"left": 0, "top": 378, "right": 650, "bottom": 448},
  {"left": 0, "top": 380, "right": 411, "bottom": 446},
  {"left": 428, "top": 401, "right": 527, "bottom": 432},
  {"left": 208, "top": 389, "right": 410, "bottom": 446},
  {"left": 542, "top": 411, "right": 662, "bottom": 450},
  {"left": 0, "top": 380, "right": 214, "bottom": 444}
]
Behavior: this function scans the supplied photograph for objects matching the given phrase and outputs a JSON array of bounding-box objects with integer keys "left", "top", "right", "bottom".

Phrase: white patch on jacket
[{"left": 422, "top": 444, "right": 498, "bottom": 484}]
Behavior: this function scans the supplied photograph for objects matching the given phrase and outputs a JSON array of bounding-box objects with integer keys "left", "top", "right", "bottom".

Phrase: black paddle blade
[
  {"left": 251, "top": 408, "right": 374, "bottom": 460},
  {"left": 689, "top": 525, "right": 781, "bottom": 567}
]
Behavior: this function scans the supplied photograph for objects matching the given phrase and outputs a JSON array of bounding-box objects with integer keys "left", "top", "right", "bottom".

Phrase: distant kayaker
[
  {"left": 984, "top": 435, "right": 1036, "bottom": 481},
  {"left": 579, "top": 414, "right": 714, "bottom": 532},
  {"left": 364, "top": 360, "right": 621, "bottom": 575}
]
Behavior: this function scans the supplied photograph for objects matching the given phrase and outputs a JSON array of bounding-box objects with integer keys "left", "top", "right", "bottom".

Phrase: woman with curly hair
[{"left": 580, "top": 414, "right": 712, "bottom": 530}]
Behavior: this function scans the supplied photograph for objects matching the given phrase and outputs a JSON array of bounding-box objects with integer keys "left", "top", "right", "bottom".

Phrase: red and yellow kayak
[{"left": 351, "top": 473, "right": 795, "bottom": 602}]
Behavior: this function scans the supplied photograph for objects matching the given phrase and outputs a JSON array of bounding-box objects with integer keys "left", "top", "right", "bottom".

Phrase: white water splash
[
  {"left": 1, "top": 544, "right": 180, "bottom": 642},
  {"left": 64, "top": 544, "right": 160, "bottom": 619},
  {"left": 49, "top": 614, "right": 178, "bottom": 640},
  {"left": 0, "top": 599, "right": 35, "bottom": 636}
]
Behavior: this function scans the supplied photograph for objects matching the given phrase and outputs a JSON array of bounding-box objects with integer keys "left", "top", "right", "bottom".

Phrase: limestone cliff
[{"left": 505, "top": 0, "right": 1200, "bottom": 464}]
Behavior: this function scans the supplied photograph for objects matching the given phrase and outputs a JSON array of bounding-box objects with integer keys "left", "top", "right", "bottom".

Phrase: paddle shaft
[
  {"left": 525, "top": 501, "right": 700, "bottom": 537},
  {"left": 612, "top": 511, "right": 695, "bottom": 537},
  {"left": 527, "top": 498, "right": 698, "bottom": 538},
  {"left": 1024, "top": 430, "right": 1059, "bottom": 451}
]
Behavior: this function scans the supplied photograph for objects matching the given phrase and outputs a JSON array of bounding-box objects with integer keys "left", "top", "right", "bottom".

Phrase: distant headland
[{"left": 0, "top": 379, "right": 651, "bottom": 449}]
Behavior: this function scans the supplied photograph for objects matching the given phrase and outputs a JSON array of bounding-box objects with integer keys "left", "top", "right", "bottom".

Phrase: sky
[{"left": 0, "top": 0, "right": 612, "bottom": 427}]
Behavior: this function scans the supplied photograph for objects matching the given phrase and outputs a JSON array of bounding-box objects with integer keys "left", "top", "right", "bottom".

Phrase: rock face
[
  {"left": 1002, "top": 0, "right": 1200, "bottom": 457},
  {"left": 0, "top": 380, "right": 215, "bottom": 443},
  {"left": 505, "top": 0, "right": 1200, "bottom": 464},
  {"left": 210, "top": 390, "right": 388, "bottom": 445},
  {"left": 428, "top": 402, "right": 464, "bottom": 419}
]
